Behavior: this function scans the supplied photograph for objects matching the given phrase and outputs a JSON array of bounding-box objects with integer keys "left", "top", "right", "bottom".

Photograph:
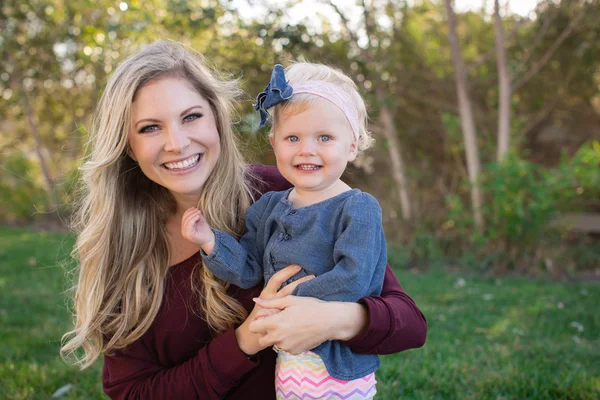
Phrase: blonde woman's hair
[
  {"left": 271, "top": 62, "right": 374, "bottom": 153},
  {"left": 61, "top": 41, "right": 254, "bottom": 369}
]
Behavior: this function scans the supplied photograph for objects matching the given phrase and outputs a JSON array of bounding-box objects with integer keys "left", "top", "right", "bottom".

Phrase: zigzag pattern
[{"left": 275, "top": 351, "right": 376, "bottom": 400}]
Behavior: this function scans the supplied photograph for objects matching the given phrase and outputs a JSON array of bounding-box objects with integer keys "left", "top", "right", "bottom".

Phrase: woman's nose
[{"left": 164, "top": 127, "right": 190, "bottom": 153}]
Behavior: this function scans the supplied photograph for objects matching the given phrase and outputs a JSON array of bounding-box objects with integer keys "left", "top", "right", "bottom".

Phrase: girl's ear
[
  {"left": 269, "top": 134, "right": 275, "bottom": 148},
  {"left": 347, "top": 141, "right": 358, "bottom": 162}
]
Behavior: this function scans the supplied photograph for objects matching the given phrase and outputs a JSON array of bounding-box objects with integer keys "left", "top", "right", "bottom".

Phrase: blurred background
[{"left": 1, "top": 0, "right": 599, "bottom": 398}]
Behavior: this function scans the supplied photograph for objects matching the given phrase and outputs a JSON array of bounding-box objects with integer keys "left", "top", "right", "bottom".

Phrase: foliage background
[
  {"left": 2, "top": 0, "right": 598, "bottom": 274},
  {"left": 1, "top": 0, "right": 599, "bottom": 398}
]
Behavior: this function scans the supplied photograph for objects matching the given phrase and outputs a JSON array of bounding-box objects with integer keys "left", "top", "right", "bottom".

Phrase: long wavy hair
[{"left": 61, "top": 41, "right": 254, "bottom": 369}]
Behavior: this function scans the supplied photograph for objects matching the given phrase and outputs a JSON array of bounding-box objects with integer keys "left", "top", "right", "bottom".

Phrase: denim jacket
[{"left": 202, "top": 188, "right": 387, "bottom": 380}]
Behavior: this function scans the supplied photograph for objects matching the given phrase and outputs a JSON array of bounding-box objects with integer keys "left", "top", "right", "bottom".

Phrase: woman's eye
[
  {"left": 287, "top": 136, "right": 299, "bottom": 142},
  {"left": 319, "top": 135, "right": 332, "bottom": 142},
  {"left": 139, "top": 125, "right": 159, "bottom": 134},
  {"left": 183, "top": 113, "right": 202, "bottom": 123}
]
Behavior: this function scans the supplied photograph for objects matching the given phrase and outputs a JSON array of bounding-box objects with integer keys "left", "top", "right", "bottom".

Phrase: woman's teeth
[{"left": 163, "top": 154, "right": 200, "bottom": 170}]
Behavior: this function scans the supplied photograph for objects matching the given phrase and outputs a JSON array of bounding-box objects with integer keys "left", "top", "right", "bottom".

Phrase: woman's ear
[{"left": 126, "top": 144, "right": 137, "bottom": 162}]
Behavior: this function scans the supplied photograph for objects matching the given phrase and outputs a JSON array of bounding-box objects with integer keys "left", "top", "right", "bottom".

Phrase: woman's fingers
[
  {"left": 276, "top": 274, "right": 315, "bottom": 297},
  {"left": 261, "top": 265, "right": 302, "bottom": 298},
  {"left": 253, "top": 296, "right": 291, "bottom": 310},
  {"left": 250, "top": 295, "right": 332, "bottom": 354},
  {"left": 254, "top": 307, "right": 281, "bottom": 319}
]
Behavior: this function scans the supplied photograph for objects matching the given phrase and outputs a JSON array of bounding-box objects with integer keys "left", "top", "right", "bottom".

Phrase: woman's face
[{"left": 128, "top": 76, "right": 221, "bottom": 206}]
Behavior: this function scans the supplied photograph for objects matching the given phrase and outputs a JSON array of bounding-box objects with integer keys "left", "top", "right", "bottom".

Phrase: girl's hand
[
  {"left": 234, "top": 265, "right": 313, "bottom": 356},
  {"left": 181, "top": 207, "right": 215, "bottom": 252},
  {"left": 249, "top": 296, "right": 368, "bottom": 355}
]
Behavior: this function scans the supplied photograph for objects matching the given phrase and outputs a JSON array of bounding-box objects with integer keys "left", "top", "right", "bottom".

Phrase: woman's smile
[
  {"left": 127, "top": 76, "right": 221, "bottom": 203},
  {"left": 163, "top": 153, "right": 202, "bottom": 171}
]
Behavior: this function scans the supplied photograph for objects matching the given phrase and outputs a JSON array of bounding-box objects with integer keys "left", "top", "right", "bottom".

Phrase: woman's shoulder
[{"left": 247, "top": 164, "right": 292, "bottom": 196}]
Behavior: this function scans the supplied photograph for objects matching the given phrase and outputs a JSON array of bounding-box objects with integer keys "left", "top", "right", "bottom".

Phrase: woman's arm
[
  {"left": 103, "top": 266, "right": 311, "bottom": 399},
  {"left": 249, "top": 265, "right": 427, "bottom": 355},
  {"left": 102, "top": 328, "right": 259, "bottom": 400},
  {"left": 342, "top": 264, "right": 427, "bottom": 354}
]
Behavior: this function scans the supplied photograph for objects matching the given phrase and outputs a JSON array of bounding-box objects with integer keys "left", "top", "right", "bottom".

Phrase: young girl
[{"left": 182, "top": 63, "right": 386, "bottom": 399}]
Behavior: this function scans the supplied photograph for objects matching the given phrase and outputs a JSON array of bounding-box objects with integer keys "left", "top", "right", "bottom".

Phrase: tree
[
  {"left": 444, "top": 0, "right": 484, "bottom": 230},
  {"left": 494, "top": 0, "right": 510, "bottom": 161},
  {"left": 326, "top": 0, "right": 413, "bottom": 221}
]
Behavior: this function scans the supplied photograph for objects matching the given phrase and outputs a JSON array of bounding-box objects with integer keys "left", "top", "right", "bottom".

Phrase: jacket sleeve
[
  {"left": 202, "top": 193, "right": 273, "bottom": 289},
  {"left": 102, "top": 327, "right": 259, "bottom": 399},
  {"left": 342, "top": 266, "right": 428, "bottom": 355}
]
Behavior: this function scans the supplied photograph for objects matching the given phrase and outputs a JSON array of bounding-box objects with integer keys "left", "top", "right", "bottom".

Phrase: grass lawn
[{"left": 1, "top": 227, "right": 598, "bottom": 399}]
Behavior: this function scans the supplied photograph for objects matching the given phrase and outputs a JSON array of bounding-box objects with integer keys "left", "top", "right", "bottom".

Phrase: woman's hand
[
  {"left": 249, "top": 296, "right": 369, "bottom": 355},
  {"left": 234, "top": 265, "right": 313, "bottom": 356}
]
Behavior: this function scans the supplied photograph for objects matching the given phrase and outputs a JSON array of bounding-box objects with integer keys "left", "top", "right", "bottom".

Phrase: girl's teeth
[
  {"left": 164, "top": 154, "right": 200, "bottom": 170},
  {"left": 297, "top": 165, "right": 320, "bottom": 170}
]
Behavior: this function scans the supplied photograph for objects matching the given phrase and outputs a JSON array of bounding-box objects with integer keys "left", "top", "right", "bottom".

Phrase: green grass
[
  {"left": 0, "top": 227, "right": 103, "bottom": 399},
  {"left": 1, "top": 227, "right": 598, "bottom": 399}
]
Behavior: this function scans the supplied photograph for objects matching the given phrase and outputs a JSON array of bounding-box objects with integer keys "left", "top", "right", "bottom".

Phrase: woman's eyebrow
[
  {"left": 180, "top": 105, "right": 204, "bottom": 116},
  {"left": 133, "top": 105, "right": 204, "bottom": 128},
  {"left": 134, "top": 118, "right": 160, "bottom": 128}
]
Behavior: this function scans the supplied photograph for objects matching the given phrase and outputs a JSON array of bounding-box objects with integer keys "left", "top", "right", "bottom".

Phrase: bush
[
  {"left": 440, "top": 143, "right": 600, "bottom": 273},
  {"left": 0, "top": 153, "right": 50, "bottom": 222},
  {"left": 0, "top": 151, "right": 81, "bottom": 226}
]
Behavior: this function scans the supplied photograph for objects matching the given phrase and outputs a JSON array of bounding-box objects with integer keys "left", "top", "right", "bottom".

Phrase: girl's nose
[
  {"left": 298, "top": 140, "right": 317, "bottom": 156},
  {"left": 164, "top": 127, "right": 190, "bottom": 153}
]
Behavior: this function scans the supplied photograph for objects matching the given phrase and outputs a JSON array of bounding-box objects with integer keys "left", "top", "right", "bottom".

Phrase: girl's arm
[
  {"left": 249, "top": 265, "right": 427, "bottom": 355},
  {"left": 199, "top": 192, "right": 275, "bottom": 289}
]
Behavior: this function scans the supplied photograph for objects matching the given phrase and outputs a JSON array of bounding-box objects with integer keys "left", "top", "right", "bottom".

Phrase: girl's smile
[{"left": 270, "top": 99, "right": 357, "bottom": 205}]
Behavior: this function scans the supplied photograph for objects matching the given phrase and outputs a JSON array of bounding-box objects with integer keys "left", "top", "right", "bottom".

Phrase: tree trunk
[
  {"left": 495, "top": 0, "right": 511, "bottom": 161},
  {"left": 328, "top": 0, "right": 413, "bottom": 221},
  {"left": 444, "top": 0, "right": 484, "bottom": 230},
  {"left": 20, "top": 90, "right": 57, "bottom": 211},
  {"left": 377, "top": 87, "right": 412, "bottom": 221}
]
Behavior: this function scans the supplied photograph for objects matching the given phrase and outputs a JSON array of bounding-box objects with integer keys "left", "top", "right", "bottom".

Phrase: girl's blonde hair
[
  {"left": 272, "top": 62, "right": 374, "bottom": 153},
  {"left": 61, "top": 41, "right": 253, "bottom": 369}
]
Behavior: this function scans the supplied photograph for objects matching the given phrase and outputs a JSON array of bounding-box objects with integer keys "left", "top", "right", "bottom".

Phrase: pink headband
[{"left": 292, "top": 81, "right": 360, "bottom": 141}]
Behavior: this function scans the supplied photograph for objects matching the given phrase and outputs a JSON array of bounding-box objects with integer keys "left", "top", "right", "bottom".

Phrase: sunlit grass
[
  {"left": 378, "top": 266, "right": 600, "bottom": 399},
  {"left": 1, "top": 227, "right": 598, "bottom": 399},
  {"left": 0, "top": 227, "right": 103, "bottom": 400}
]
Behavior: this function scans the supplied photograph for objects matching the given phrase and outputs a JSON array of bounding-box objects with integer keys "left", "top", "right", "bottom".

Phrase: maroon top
[{"left": 102, "top": 165, "right": 427, "bottom": 399}]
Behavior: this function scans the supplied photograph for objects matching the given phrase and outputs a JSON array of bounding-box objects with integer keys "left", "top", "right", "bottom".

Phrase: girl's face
[
  {"left": 128, "top": 76, "right": 221, "bottom": 207},
  {"left": 270, "top": 99, "right": 357, "bottom": 195}
]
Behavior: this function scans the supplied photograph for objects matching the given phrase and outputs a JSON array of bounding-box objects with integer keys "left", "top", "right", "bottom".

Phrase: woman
[{"left": 61, "top": 41, "right": 427, "bottom": 399}]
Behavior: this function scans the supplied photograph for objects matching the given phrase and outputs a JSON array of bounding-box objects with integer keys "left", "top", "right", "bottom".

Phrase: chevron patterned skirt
[{"left": 275, "top": 350, "right": 377, "bottom": 399}]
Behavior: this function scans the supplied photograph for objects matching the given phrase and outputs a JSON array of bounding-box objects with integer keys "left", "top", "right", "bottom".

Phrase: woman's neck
[
  {"left": 166, "top": 193, "right": 203, "bottom": 266},
  {"left": 165, "top": 214, "right": 202, "bottom": 266}
]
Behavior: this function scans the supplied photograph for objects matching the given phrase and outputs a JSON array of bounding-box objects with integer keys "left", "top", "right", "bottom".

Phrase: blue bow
[{"left": 254, "top": 64, "right": 294, "bottom": 128}]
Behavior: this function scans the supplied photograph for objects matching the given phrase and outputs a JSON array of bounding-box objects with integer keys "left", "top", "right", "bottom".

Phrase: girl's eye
[
  {"left": 183, "top": 113, "right": 202, "bottom": 123},
  {"left": 319, "top": 135, "right": 332, "bottom": 142},
  {"left": 139, "top": 124, "right": 159, "bottom": 134},
  {"left": 286, "top": 136, "right": 299, "bottom": 142}
]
